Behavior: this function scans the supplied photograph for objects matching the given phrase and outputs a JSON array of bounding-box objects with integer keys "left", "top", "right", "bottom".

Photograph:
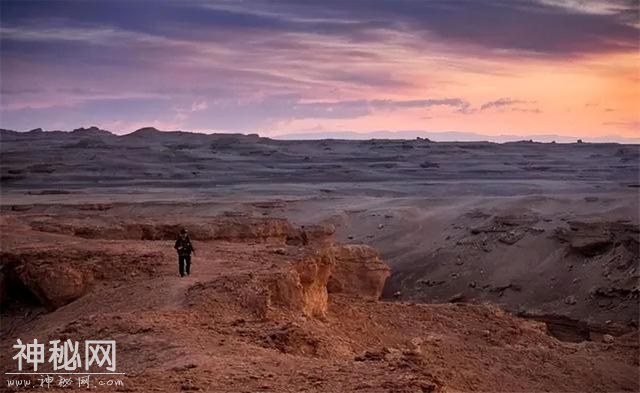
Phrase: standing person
[{"left": 174, "top": 228, "right": 195, "bottom": 277}]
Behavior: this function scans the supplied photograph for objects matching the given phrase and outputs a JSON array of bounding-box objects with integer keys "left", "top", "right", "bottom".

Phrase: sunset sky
[{"left": 1, "top": 0, "right": 638, "bottom": 141}]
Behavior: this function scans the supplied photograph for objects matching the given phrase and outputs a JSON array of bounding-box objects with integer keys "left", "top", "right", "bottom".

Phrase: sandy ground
[{"left": 1, "top": 128, "right": 639, "bottom": 391}]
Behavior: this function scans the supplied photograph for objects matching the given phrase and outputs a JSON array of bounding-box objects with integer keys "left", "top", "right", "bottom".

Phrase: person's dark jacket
[{"left": 175, "top": 236, "right": 195, "bottom": 256}]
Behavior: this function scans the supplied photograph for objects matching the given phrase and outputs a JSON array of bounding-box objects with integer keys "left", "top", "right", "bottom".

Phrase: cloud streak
[
  {"left": 292, "top": 98, "right": 472, "bottom": 118},
  {"left": 480, "top": 98, "right": 528, "bottom": 110}
]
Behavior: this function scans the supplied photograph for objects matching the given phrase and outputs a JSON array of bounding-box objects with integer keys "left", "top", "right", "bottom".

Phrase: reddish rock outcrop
[
  {"left": 29, "top": 216, "right": 298, "bottom": 242},
  {"left": 327, "top": 244, "right": 390, "bottom": 300},
  {"left": 14, "top": 263, "right": 90, "bottom": 310},
  {"left": 266, "top": 248, "right": 334, "bottom": 318},
  {"left": 195, "top": 243, "right": 390, "bottom": 319}
]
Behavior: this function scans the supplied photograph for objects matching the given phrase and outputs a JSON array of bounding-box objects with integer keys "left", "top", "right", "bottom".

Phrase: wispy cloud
[
  {"left": 290, "top": 98, "right": 472, "bottom": 119},
  {"left": 603, "top": 120, "right": 640, "bottom": 130},
  {"left": 480, "top": 98, "right": 528, "bottom": 111}
]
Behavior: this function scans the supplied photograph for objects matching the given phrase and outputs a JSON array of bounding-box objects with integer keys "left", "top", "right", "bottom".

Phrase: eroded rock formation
[
  {"left": 327, "top": 244, "right": 390, "bottom": 299},
  {"left": 13, "top": 263, "right": 90, "bottom": 310}
]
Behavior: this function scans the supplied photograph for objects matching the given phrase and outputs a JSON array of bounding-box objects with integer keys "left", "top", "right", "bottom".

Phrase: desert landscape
[
  {"left": 1, "top": 127, "right": 638, "bottom": 392},
  {"left": 3, "top": 0, "right": 640, "bottom": 390}
]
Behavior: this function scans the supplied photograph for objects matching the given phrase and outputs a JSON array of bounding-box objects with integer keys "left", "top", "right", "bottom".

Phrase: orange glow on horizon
[{"left": 274, "top": 51, "right": 639, "bottom": 139}]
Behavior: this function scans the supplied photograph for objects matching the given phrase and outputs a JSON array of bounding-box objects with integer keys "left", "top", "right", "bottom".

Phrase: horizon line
[{"left": 1, "top": 126, "right": 638, "bottom": 144}]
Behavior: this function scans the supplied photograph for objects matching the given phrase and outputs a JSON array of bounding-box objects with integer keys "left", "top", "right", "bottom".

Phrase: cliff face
[
  {"left": 266, "top": 243, "right": 390, "bottom": 318},
  {"left": 327, "top": 244, "right": 390, "bottom": 300},
  {"left": 27, "top": 216, "right": 298, "bottom": 241},
  {"left": 268, "top": 248, "right": 334, "bottom": 318}
]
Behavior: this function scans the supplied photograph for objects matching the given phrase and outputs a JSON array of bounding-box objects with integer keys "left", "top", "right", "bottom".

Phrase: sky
[{"left": 1, "top": 0, "right": 639, "bottom": 141}]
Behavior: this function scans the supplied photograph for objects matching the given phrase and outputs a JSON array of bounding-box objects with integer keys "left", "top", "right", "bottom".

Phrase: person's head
[{"left": 180, "top": 228, "right": 188, "bottom": 238}]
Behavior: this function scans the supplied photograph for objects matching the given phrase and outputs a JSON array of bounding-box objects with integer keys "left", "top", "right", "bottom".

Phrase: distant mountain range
[
  {"left": 1, "top": 126, "right": 638, "bottom": 144},
  {"left": 273, "top": 130, "right": 640, "bottom": 144}
]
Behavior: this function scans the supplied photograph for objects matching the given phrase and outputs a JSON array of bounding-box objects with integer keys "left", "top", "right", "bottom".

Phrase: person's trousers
[{"left": 178, "top": 254, "right": 191, "bottom": 277}]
